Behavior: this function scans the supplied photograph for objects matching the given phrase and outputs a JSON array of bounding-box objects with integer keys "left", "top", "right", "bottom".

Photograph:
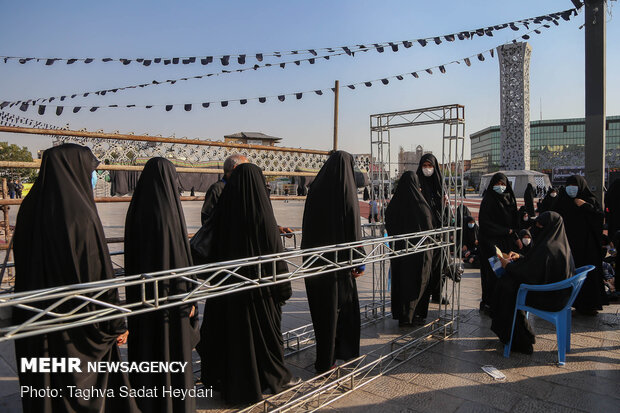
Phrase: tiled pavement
[{"left": 0, "top": 200, "right": 619, "bottom": 412}]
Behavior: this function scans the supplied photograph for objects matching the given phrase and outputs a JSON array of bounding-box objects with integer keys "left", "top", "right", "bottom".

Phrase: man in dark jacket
[{"left": 200, "top": 154, "right": 248, "bottom": 225}]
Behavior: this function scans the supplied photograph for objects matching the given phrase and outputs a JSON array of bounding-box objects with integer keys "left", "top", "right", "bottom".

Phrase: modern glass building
[{"left": 469, "top": 115, "right": 620, "bottom": 187}]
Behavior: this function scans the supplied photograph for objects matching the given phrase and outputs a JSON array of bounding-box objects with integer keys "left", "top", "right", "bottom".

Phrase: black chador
[
  {"left": 124, "top": 157, "right": 198, "bottom": 413},
  {"left": 523, "top": 183, "right": 536, "bottom": 217},
  {"left": 302, "top": 151, "right": 362, "bottom": 373},
  {"left": 385, "top": 171, "right": 434, "bottom": 324},
  {"left": 13, "top": 144, "right": 139, "bottom": 413},
  {"left": 200, "top": 163, "right": 292, "bottom": 405},
  {"left": 478, "top": 173, "right": 520, "bottom": 310},
  {"left": 552, "top": 175, "right": 607, "bottom": 314},
  {"left": 538, "top": 187, "right": 559, "bottom": 213},
  {"left": 415, "top": 153, "right": 445, "bottom": 302},
  {"left": 491, "top": 212, "right": 574, "bottom": 353}
]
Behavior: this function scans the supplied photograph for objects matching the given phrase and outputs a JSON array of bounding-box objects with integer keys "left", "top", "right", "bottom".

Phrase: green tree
[{"left": 0, "top": 141, "right": 37, "bottom": 182}]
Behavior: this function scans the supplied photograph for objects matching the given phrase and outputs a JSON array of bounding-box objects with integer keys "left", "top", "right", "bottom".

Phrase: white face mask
[
  {"left": 422, "top": 167, "right": 434, "bottom": 177},
  {"left": 523, "top": 215, "right": 529, "bottom": 221},
  {"left": 493, "top": 185, "right": 506, "bottom": 194},
  {"left": 565, "top": 185, "right": 578, "bottom": 198},
  {"left": 522, "top": 238, "right": 531, "bottom": 246},
  {"left": 467, "top": 222, "right": 475, "bottom": 229},
  {"left": 550, "top": 192, "right": 557, "bottom": 198}
]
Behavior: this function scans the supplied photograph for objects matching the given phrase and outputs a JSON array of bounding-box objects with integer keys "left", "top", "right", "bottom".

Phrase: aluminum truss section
[
  {"left": 242, "top": 316, "right": 457, "bottom": 412},
  {"left": 0, "top": 228, "right": 454, "bottom": 342}
]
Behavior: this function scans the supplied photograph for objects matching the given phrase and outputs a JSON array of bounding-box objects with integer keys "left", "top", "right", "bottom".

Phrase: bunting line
[
  {"left": 0, "top": 8, "right": 577, "bottom": 67},
  {"left": 1, "top": 10, "right": 578, "bottom": 108}
]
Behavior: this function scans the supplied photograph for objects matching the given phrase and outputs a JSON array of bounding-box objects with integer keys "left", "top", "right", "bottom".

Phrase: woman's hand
[
  {"left": 574, "top": 198, "right": 586, "bottom": 207},
  {"left": 498, "top": 256, "right": 510, "bottom": 268},
  {"left": 117, "top": 330, "right": 129, "bottom": 345}
]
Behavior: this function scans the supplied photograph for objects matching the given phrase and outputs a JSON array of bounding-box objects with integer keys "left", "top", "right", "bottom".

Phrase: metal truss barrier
[
  {"left": 0, "top": 227, "right": 457, "bottom": 343},
  {"left": 242, "top": 317, "right": 457, "bottom": 412}
]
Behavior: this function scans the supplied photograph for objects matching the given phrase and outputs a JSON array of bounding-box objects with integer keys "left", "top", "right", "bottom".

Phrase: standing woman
[
  {"left": 538, "top": 187, "right": 559, "bottom": 213},
  {"left": 202, "top": 163, "right": 295, "bottom": 404},
  {"left": 124, "top": 157, "right": 198, "bottom": 413},
  {"left": 478, "top": 173, "right": 520, "bottom": 313},
  {"left": 552, "top": 175, "right": 607, "bottom": 315},
  {"left": 385, "top": 171, "right": 434, "bottom": 326},
  {"left": 416, "top": 153, "right": 446, "bottom": 303},
  {"left": 302, "top": 151, "right": 363, "bottom": 373},
  {"left": 13, "top": 144, "right": 139, "bottom": 413},
  {"left": 523, "top": 183, "right": 536, "bottom": 218}
]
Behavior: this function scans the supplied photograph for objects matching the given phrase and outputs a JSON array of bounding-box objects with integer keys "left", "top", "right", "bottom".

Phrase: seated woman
[
  {"left": 462, "top": 216, "right": 480, "bottom": 268},
  {"left": 518, "top": 206, "right": 532, "bottom": 231},
  {"left": 518, "top": 229, "right": 533, "bottom": 255},
  {"left": 491, "top": 211, "right": 574, "bottom": 354}
]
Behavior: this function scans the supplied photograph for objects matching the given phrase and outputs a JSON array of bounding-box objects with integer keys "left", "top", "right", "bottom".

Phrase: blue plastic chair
[{"left": 503, "top": 265, "right": 595, "bottom": 365}]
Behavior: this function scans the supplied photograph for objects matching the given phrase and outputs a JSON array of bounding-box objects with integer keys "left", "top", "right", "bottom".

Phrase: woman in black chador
[
  {"left": 478, "top": 173, "right": 520, "bottom": 313},
  {"left": 552, "top": 175, "right": 607, "bottom": 315},
  {"left": 302, "top": 151, "right": 363, "bottom": 373},
  {"left": 385, "top": 171, "right": 434, "bottom": 325},
  {"left": 201, "top": 163, "right": 293, "bottom": 404},
  {"left": 491, "top": 212, "right": 574, "bottom": 354},
  {"left": 538, "top": 187, "right": 559, "bottom": 213},
  {"left": 416, "top": 153, "right": 446, "bottom": 303},
  {"left": 124, "top": 157, "right": 198, "bottom": 413},
  {"left": 13, "top": 144, "right": 139, "bottom": 413},
  {"left": 523, "top": 183, "right": 536, "bottom": 218}
]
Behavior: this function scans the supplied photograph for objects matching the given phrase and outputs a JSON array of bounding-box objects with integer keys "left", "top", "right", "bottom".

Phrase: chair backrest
[{"left": 562, "top": 265, "right": 595, "bottom": 310}]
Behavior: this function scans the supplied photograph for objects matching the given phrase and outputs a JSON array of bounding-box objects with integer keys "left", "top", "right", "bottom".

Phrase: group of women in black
[
  {"left": 478, "top": 172, "right": 609, "bottom": 354},
  {"left": 13, "top": 145, "right": 365, "bottom": 412}
]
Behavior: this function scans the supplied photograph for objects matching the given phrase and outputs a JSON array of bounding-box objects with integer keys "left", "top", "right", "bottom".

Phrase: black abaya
[
  {"left": 302, "top": 151, "right": 362, "bottom": 373},
  {"left": 552, "top": 175, "right": 607, "bottom": 312},
  {"left": 201, "top": 163, "right": 292, "bottom": 404},
  {"left": 385, "top": 172, "right": 434, "bottom": 323},
  {"left": 478, "top": 173, "right": 520, "bottom": 307},
  {"left": 124, "top": 157, "right": 198, "bottom": 413},
  {"left": 201, "top": 179, "right": 226, "bottom": 225},
  {"left": 13, "top": 144, "right": 139, "bottom": 413},
  {"left": 538, "top": 188, "right": 559, "bottom": 213},
  {"left": 491, "top": 212, "right": 575, "bottom": 351},
  {"left": 524, "top": 183, "right": 536, "bottom": 217}
]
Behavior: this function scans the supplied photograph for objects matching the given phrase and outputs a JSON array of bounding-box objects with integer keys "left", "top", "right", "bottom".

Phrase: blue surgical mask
[
  {"left": 467, "top": 222, "right": 475, "bottom": 229},
  {"left": 565, "top": 185, "right": 578, "bottom": 198},
  {"left": 91, "top": 171, "right": 98, "bottom": 189},
  {"left": 493, "top": 185, "right": 506, "bottom": 194}
]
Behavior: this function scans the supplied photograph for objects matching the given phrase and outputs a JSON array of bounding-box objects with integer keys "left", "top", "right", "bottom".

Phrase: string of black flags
[
  {"left": 3, "top": 41, "right": 534, "bottom": 116},
  {"left": 1, "top": 11, "right": 576, "bottom": 111},
  {"left": 0, "top": 7, "right": 577, "bottom": 67},
  {"left": 0, "top": 110, "right": 66, "bottom": 132}
]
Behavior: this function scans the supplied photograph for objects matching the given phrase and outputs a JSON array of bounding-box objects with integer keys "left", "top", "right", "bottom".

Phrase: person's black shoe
[
  {"left": 511, "top": 342, "right": 534, "bottom": 355},
  {"left": 282, "top": 377, "right": 302, "bottom": 389}
]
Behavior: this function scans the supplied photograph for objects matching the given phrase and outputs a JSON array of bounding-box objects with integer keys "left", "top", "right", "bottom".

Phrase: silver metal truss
[
  {"left": 243, "top": 316, "right": 456, "bottom": 412},
  {"left": 0, "top": 228, "right": 454, "bottom": 343}
]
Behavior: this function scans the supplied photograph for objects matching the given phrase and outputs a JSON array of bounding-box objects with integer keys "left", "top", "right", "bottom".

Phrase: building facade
[
  {"left": 469, "top": 115, "right": 620, "bottom": 187},
  {"left": 397, "top": 145, "right": 431, "bottom": 176}
]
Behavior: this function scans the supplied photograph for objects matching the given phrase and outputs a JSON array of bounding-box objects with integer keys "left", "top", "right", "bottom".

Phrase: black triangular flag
[
  {"left": 309, "top": 49, "right": 317, "bottom": 56},
  {"left": 418, "top": 39, "right": 427, "bottom": 47},
  {"left": 90, "top": 106, "right": 98, "bottom": 112},
  {"left": 165, "top": 105, "right": 173, "bottom": 111},
  {"left": 294, "top": 61, "right": 300, "bottom": 65},
  {"left": 439, "top": 66, "right": 446, "bottom": 74},
  {"left": 220, "top": 101, "right": 228, "bottom": 107},
  {"left": 172, "top": 58, "right": 179, "bottom": 64},
  {"left": 425, "top": 69, "right": 433, "bottom": 74},
  {"left": 464, "top": 58, "right": 471, "bottom": 66},
  {"left": 374, "top": 44, "right": 384, "bottom": 53},
  {"left": 19, "top": 103, "right": 28, "bottom": 112},
  {"left": 381, "top": 79, "right": 389, "bottom": 85},
  {"left": 347, "top": 85, "right": 355, "bottom": 89},
  {"left": 56, "top": 106, "right": 63, "bottom": 115},
  {"left": 67, "top": 59, "right": 77, "bottom": 64},
  {"left": 202, "top": 102, "right": 210, "bottom": 108},
  {"left": 143, "top": 60, "right": 152, "bottom": 66},
  {"left": 136, "top": 58, "right": 144, "bottom": 63},
  {"left": 457, "top": 33, "right": 465, "bottom": 40},
  {"left": 445, "top": 34, "right": 455, "bottom": 42},
  {"left": 389, "top": 43, "right": 398, "bottom": 52},
  {"left": 259, "top": 97, "right": 267, "bottom": 103},
  {"left": 45, "top": 59, "right": 56, "bottom": 65},
  {"left": 154, "top": 58, "right": 161, "bottom": 63},
  {"left": 240, "top": 99, "right": 247, "bottom": 104},
  {"left": 343, "top": 47, "right": 352, "bottom": 55},
  {"left": 220, "top": 56, "right": 230, "bottom": 65},
  {"left": 314, "top": 90, "right": 323, "bottom": 95},
  {"left": 164, "top": 59, "right": 171, "bottom": 65},
  {"left": 403, "top": 41, "right": 412, "bottom": 48},
  {"left": 256, "top": 53, "right": 263, "bottom": 62},
  {"left": 184, "top": 104, "right": 192, "bottom": 111},
  {"left": 37, "top": 105, "right": 45, "bottom": 115},
  {"left": 309, "top": 58, "right": 315, "bottom": 64},
  {"left": 280, "top": 63, "right": 286, "bottom": 68},
  {"left": 201, "top": 58, "right": 209, "bottom": 65},
  {"left": 490, "top": 49, "right": 494, "bottom": 58},
  {"left": 510, "top": 23, "right": 519, "bottom": 31},
  {"left": 121, "top": 59, "right": 131, "bottom": 65},
  {"left": 73, "top": 107, "right": 81, "bottom": 113},
  {"left": 238, "top": 55, "right": 246, "bottom": 64},
  {"left": 278, "top": 95, "right": 285, "bottom": 102},
  {"left": 295, "top": 93, "right": 302, "bottom": 99},
  {"left": 477, "top": 53, "right": 485, "bottom": 61},
  {"left": 434, "top": 37, "right": 442, "bottom": 44},
  {"left": 485, "top": 29, "right": 493, "bottom": 37},
  {"left": 364, "top": 82, "right": 372, "bottom": 87},
  {"left": 102, "top": 58, "right": 112, "bottom": 62},
  {"left": 396, "top": 75, "right": 404, "bottom": 80}
]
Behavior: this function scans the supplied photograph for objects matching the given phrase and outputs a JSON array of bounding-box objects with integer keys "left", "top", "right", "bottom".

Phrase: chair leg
[
  {"left": 565, "top": 310, "right": 572, "bottom": 354},
  {"left": 556, "top": 319, "right": 566, "bottom": 366},
  {"left": 504, "top": 309, "right": 519, "bottom": 358}
]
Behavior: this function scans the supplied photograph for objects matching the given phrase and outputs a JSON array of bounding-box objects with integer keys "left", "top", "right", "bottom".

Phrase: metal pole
[
  {"left": 584, "top": 0, "right": 606, "bottom": 206},
  {"left": 333, "top": 80, "right": 339, "bottom": 151}
]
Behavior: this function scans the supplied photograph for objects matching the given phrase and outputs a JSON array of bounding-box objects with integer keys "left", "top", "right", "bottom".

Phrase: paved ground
[{"left": 0, "top": 199, "right": 619, "bottom": 412}]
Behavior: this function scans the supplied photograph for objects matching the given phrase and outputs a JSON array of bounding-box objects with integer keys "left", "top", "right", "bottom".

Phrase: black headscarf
[
  {"left": 201, "top": 163, "right": 292, "bottom": 404},
  {"left": 416, "top": 153, "right": 443, "bottom": 226},
  {"left": 13, "top": 143, "right": 139, "bottom": 413},
  {"left": 524, "top": 183, "right": 536, "bottom": 217},
  {"left": 124, "top": 157, "right": 197, "bottom": 413},
  {"left": 385, "top": 171, "right": 434, "bottom": 323},
  {"left": 539, "top": 187, "right": 559, "bottom": 213},
  {"left": 479, "top": 173, "right": 519, "bottom": 252},
  {"left": 518, "top": 206, "right": 532, "bottom": 230},
  {"left": 463, "top": 216, "right": 479, "bottom": 250},
  {"left": 301, "top": 150, "right": 361, "bottom": 372},
  {"left": 518, "top": 228, "right": 533, "bottom": 254}
]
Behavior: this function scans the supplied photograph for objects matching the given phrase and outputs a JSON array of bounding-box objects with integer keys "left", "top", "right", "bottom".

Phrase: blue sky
[{"left": 0, "top": 0, "right": 618, "bottom": 162}]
